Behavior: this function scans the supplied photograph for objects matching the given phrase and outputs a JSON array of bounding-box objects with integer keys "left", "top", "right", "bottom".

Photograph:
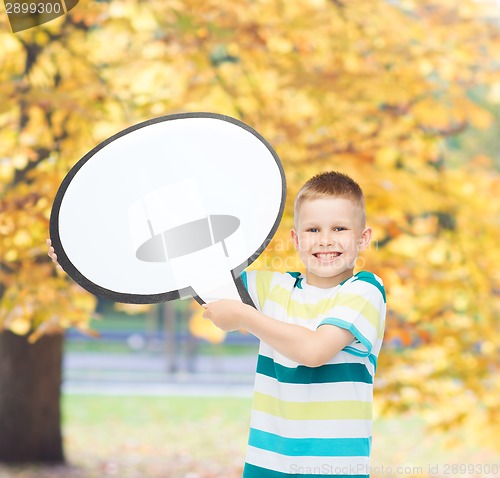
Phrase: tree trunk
[{"left": 0, "top": 330, "right": 64, "bottom": 463}]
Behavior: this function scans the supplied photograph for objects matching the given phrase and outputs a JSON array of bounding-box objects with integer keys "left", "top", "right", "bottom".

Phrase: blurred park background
[{"left": 1, "top": 0, "right": 500, "bottom": 477}]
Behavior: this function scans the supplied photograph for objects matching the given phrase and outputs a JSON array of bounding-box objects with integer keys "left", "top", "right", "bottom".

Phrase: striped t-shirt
[{"left": 241, "top": 270, "right": 386, "bottom": 478}]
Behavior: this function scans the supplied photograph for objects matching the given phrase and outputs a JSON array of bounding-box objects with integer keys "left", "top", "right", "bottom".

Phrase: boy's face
[{"left": 291, "top": 197, "right": 372, "bottom": 288}]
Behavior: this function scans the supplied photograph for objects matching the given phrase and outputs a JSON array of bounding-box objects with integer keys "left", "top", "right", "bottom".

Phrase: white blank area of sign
[{"left": 58, "top": 117, "right": 283, "bottom": 295}]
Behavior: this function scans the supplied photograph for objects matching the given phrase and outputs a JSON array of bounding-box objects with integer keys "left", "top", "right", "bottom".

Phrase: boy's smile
[
  {"left": 313, "top": 252, "right": 342, "bottom": 261},
  {"left": 291, "top": 197, "right": 372, "bottom": 288}
]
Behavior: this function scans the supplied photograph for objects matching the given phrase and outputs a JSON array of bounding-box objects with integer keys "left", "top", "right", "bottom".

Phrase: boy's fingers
[
  {"left": 202, "top": 306, "right": 212, "bottom": 319},
  {"left": 46, "top": 239, "right": 62, "bottom": 270}
]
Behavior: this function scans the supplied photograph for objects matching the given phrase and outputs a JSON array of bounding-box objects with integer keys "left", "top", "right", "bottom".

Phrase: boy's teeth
[{"left": 315, "top": 252, "right": 340, "bottom": 258}]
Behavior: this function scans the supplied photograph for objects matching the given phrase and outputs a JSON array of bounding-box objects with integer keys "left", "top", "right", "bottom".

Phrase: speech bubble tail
[
  {"left": 192, "top": 279, "right": 241, "bottom": 304},
  {"left": 188, "top": 253, "right": 240, "bottom": 303},
  {"left": 192, "top": 275, "right": 255, "bottom": 308},
  {"left": 168, "top": 241, "right": 253, "bottom": 305}
]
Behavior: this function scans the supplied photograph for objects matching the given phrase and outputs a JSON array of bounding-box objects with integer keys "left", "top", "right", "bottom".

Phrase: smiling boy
[{"left": 203, "top": 171, "right": 386, "bottom": 478}]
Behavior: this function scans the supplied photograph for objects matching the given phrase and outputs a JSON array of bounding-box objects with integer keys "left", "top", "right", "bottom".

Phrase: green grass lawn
[
  {"left": 0, "top": 395, "right": 498, "bottom": 478},
  {"left": 62, "top": 395, "right": 250, "bottom": 478}
]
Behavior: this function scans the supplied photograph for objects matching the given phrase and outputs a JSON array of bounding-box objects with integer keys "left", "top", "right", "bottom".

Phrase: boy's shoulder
[
  {"left": 352, "top": 270, "right": 383, "bottom": 286},
  {"left": 347, "top": 270, "right": 386, "bottom": 303}
]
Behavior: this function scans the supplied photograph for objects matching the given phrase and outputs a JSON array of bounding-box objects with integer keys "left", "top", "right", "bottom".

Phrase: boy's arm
[{"left": 203, "top": 299, "right": 354, "bottom": 367}]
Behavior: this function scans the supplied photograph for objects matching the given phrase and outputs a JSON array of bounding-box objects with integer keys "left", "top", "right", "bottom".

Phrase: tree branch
[{"left": 420, "top": 120, "right": 469, "bottom": 138}]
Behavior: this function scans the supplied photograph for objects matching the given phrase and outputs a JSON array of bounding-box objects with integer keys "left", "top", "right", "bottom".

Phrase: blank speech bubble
[{"left": 49, "top": 112, "right": 286, "bottom": 305}]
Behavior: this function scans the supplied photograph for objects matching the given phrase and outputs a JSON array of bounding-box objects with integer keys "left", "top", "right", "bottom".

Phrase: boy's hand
[
  {"left": 202, "top": 299, "right": 252, "bottom": 332},
  {"left": 46, "top": 238, "right": 63, "bottom": 271}
]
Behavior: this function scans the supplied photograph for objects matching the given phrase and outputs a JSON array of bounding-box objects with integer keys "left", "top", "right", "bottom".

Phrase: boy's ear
[
  {"left": 358, "top": 227, "right": 372, "bottom": 251},
  {"left": 290, "top": 229, "right": 299, "bottom": 250}
]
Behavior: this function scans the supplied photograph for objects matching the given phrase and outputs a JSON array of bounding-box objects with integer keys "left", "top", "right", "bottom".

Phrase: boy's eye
[
  {"left": 333, "top": 227, "right": 346, "bottom": 232},
  {"left": 306, "top": 228, "right": 319, "bottom": 233}
]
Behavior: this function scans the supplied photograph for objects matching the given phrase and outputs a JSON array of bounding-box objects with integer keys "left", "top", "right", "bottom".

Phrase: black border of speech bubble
[{"left": 49, "top": 112, "right": 286, "bottom": 304}]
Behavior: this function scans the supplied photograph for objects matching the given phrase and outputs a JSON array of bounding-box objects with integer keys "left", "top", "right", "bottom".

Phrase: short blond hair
[{"left": 294, "top": 171, "right": 366, "bottom": 228}]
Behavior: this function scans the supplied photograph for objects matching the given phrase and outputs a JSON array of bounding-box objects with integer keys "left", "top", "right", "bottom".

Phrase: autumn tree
[{"left": 1, "top": 0, "right": 499, "bottom": 463}]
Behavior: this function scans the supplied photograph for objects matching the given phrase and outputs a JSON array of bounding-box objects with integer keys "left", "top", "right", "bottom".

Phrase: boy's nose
[{"left": 319, "top": 234, "right": 334, "bottom": 246}]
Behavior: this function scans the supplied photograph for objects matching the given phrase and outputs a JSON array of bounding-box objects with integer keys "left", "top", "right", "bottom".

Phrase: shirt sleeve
[
  {"left": 318, "top": 274, "right": 386, "bottom": 357},
  {"left": 240, "top": 270, "right": 277, "bottom": 313}
]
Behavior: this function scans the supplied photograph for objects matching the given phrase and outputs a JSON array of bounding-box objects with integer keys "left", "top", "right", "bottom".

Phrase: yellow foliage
[
  {"left": 114, "top": 303, "right": 154, "bottom": 315},
  {"left": 374, "top": 147, "right": 399, "bottom": 169},
  {"left": 188, "top": 302, "right": 226, "bottom": 344},
  {"left": 8, "top": 317, "right": 31, "bottom": 335},
  {"left": 1, "top": 0, "right": 499, "bottom": 450}
]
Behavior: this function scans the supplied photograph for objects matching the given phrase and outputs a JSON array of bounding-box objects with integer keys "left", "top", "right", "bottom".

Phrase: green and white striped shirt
[{"left": 241, "top": 270, "right": 386, "bottom": 478}]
